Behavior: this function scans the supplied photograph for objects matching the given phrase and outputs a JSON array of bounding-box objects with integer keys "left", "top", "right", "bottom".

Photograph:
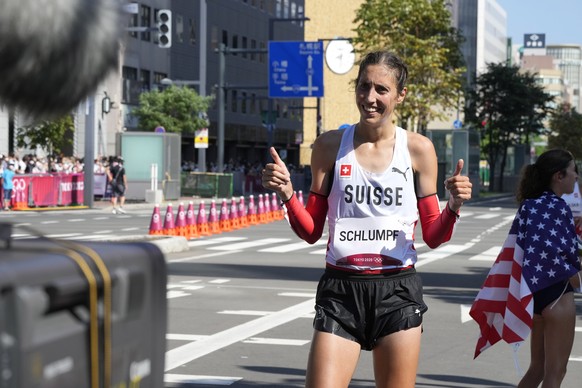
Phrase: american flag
[{"left": 470, "top": 191, "right": 580, "bottom": 358}]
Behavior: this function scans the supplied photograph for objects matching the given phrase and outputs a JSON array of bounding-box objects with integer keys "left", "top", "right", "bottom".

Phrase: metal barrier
[{"left": 182, "top": 173, "right": 233, "bottom": 198}]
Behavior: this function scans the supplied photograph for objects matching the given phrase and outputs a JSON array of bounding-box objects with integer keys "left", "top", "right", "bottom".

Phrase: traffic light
[{"left": 157, "top": 9, "right": 172, "bottom": 48}]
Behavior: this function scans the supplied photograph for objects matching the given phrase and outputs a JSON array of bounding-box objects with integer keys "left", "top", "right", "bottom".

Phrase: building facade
[{"left": 546, "top": 44, "right": 582, "bottom": 112}]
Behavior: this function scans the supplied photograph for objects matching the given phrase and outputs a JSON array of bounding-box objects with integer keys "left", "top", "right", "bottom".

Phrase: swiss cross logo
[{"left": 339, "top": 164, "right": 352, "bottom": 178}]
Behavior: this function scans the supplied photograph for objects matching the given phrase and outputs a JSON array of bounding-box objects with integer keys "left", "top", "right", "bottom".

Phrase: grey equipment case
[{"left": 0, "top": 223, "right": 167, "bottom": 388}]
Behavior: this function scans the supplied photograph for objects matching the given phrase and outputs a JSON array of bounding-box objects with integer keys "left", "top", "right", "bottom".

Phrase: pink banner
[{"left": 58, "top": 173, "right": 84, "bottom": 205}]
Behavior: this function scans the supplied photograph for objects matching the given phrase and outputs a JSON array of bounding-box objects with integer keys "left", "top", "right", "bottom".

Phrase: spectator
[
  {"left": 1, "top": 161, "right": 16, "bottom": 210},
  {"left": 107, "top": 156, "right": 127, "bottom": 214}
]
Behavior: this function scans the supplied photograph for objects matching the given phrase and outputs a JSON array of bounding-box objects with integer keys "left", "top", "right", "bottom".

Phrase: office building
[{"left": 546, "top": 44, "right": 582, "bottom": 112}]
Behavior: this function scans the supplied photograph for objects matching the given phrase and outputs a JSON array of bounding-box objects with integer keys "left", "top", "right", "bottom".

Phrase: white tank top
[{"left": 326, "top": 125, "right": 418, "bottom": 272}]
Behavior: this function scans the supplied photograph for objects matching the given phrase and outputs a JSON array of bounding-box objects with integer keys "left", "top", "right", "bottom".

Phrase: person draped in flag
[
  {"left": 261, "top": 51, "right": 472, "bottom": 388},
  {"left": 470, "top": 149, "right": 581, "bottom": 388}
]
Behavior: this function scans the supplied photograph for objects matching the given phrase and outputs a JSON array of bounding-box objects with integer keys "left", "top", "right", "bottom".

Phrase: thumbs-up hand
[
  {"left": 444, "top": 159, "right": 472, "bottom": 211},
  {"left": 262, "top": 147, "right": 294, "bottom": 201}
]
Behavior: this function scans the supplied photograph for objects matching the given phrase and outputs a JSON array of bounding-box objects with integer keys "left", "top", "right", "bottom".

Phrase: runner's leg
[
  {"left": 372, "top": 326, "right": 422, "bottom": 388},
  {"left": 305, "top": 330, "right": 361, "bottom": 388}
]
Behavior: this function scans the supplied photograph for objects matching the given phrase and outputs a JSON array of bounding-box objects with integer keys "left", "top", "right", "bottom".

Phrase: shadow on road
[{"left": 417, "top": 373, "right": 514, "bottom": 387}]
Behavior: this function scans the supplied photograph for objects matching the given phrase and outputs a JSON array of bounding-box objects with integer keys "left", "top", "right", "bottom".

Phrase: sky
[{"left": 497, "top": 0, "right": 582, "bottom": 46}]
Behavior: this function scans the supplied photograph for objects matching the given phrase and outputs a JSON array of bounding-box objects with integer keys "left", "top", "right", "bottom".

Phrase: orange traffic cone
[
  {"left": 148, "top": 204, "right": 163, "bottom": 235},
  {"left": 238, "top": 196, "right": 248, "bottom": 228},
  {"left": 186, "top": 201, "right": 199, "bottom": 239},
  {"left": 264, "top": 193, "right": 274, "bottom": 223},
  {"left": 219, "top": 198, "right": 232, "bottom": 232},
  {"left": 298, "top": 190, "right": 305, "bottom": 206},
  {"left": 230, "top": 197, "right": 241, "bottom": 230},
  {"left": 257, "top": 194, "right": 267, "bottom": 224},
  {"left": 197, "top": 201, "right": 211, "bottom": 236},
  {"left": 163, "top": 203, "right": 176, "bottom": 235},
  {"left": 175, "top": 202, "right": 188, "bottom": 237},
  {"left": 209, "top": 200, "right": 221, "bottom": 235},
  {"left": 271, "top": 192, "right": 284, "bottom": 220},
  {"left": 247, "top": 195, "right": 258, "bottom": 225}
]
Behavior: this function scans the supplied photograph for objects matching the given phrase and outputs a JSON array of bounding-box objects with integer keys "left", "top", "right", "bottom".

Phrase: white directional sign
[{"left": 268, "top": 41, "right": 324, "bottom": 98}]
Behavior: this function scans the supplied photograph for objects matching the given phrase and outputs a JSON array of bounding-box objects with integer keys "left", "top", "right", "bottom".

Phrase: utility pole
[
  {"left": 198, "top": 0, "right": 208, "bottom": 172},
  {"left": 83, "top": 96, "right": 95, "bottom": 208}
]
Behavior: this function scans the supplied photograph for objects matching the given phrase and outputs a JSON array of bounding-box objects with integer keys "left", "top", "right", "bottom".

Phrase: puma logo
[{"left": 392, "top": 167, "right": 410, "bottom": 181}]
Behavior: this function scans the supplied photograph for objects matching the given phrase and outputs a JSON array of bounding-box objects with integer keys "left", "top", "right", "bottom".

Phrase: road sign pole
[{"left": 218, "top": 43, "right": 225, "bottom": 173}]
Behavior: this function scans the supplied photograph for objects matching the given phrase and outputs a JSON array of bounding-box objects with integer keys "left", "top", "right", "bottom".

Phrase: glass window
[
  {"left": 222, "top": 30, "right": 228, "bottom": 47},
  {"left": 189, "top": 19, "right": 196, "bottom": 45},
  {"left": 211, "top": 26, "right": 218, "bottom": 50},
  {"left": 128, "top": 12, "right": 138, "bottom": 39},
  {"left": 140, "top": 5, "right": 151, "bottom": 41},
  {"left": 231, "top": 90, "right": 238, "bottom": 112},
  {"left": 140, "top": 69, "right": 150, "bottom": 92},
  {"left": 176, "top": 14, "right": 184, "bottom": 43},
  {"left": 251, "top": 39, "right": 257, "bottom": 61},
  {"left": 232, "top": 34, "right": 238, "bottom": 55},
  {"left": 241, "top": 92, "right": 247, "bottom": 113}
]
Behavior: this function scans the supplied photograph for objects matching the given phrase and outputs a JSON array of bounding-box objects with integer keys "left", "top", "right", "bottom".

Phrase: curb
[{"left": 99, "top": 234, "right": 190, "bottom": 254}]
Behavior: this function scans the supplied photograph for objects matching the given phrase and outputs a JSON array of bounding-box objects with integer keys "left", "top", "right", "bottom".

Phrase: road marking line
[
  {"left": 167, "top": 291, "right": 191, "bottom": 299},
  {"left": 279, "top": 292, "right": 316, "bottom": 298},
  {"left": 468, "top": 246, "right": 502, "bottom": 261},
  {"left": 182, "top": 285, "right": 205, "bottom": 291},
  {"left": 460, "top": 304, "right": 472, "bottom": 323},
  {"left": 164, "top": 374, "right": 241, "bottom": 386},
  {"left": 259, "top": 239, "right": 326, "bottom": 253},
  {"left": 165, "top": 298, "right": 315, "bottom": 371},
  {"left": 168, "top": 250, "right": 243, "bottom": 262},
  {"left": 416, "top": 243, "right": 474, "bottom": 267},
  {"left": 208, "top": 238, "right": 291, "bottom": 251},
  {"left": 68, "top": 219, "right": 85, "bottom": 222},
  {"left": 218, "top": 310, "right": 270, "bottom": 316},
  {"left": 188, "top": 237, "right": 247, "bottom": 247},
  {"left": 45, "top": 233, "right": 83, "bottom": 238},
  {"left": 209, "top": 279, "right": 230, "bottom": 284},
  {"left": 242, "top": 337, "right": 310, "bottom": 346},
  {"left": 167, "top": 334, "right": 209, "bottom": 341},
  {"left": 40, "top": 221, "right": 58, "bottom": 224},
  {"left": 474, "top": 213, "right": 501, "bottom": 219}
]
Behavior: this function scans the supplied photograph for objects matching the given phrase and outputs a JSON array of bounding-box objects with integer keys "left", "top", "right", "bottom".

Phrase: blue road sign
[
  {"left": 453, "top": 119, "right": 463, "bottom": 129},
  {"left": 269, "top": 41, "right": 324, "bottom": 98}
]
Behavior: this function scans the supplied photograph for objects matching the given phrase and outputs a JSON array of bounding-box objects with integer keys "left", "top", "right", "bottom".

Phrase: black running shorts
[
  {"left": 533, "top": 280, "right": 573, "bottom": 315},
  {"left": 313, "top": 267, "right": 428, "bottom": 350}
]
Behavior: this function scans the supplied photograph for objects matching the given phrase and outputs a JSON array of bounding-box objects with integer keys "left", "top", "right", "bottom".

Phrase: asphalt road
[{"left": 1, "top": 196, "right": 581, "bottom": 387}]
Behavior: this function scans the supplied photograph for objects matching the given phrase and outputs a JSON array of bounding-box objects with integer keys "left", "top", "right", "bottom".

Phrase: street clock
[{"left": 325, "top": 39, "right": 355, "bottom": 75}]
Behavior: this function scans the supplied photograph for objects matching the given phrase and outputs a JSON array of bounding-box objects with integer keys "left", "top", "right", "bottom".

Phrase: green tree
[
  {"left": 464, "top": 63, "right": 553, "bottom": 191},
  {"left": 352, "top": 0, "right": 466, "bottom": 132},
  {"left": 131, "top": 85, "right": 214, "bottom": 133},
  {"left": 548, "top": 103, "right": 582, "bottom": 159},
  {"left": 16, "top": 114, "right": 74, "bottom": 155}
]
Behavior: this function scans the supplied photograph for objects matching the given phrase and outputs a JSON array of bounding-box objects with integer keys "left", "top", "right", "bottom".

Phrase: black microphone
[{"left": 0, "top": 0, "right": 126, "bottom": 119}]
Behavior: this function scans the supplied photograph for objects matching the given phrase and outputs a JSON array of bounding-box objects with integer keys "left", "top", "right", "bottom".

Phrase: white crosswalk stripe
[
  {"left": 259, "top": 239, "right": 326, "bottom": 253},
  {"left": 207, "top": 238, "right": 291, "bottom": 251}
]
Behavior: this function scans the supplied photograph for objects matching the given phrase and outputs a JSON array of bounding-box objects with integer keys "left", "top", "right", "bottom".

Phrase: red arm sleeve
[
  {"left": 283, "top": 191, "right": 328, "bottom": 244},
  {"left": 417, "top": 194, "right": 459, "bottom": 249}
]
